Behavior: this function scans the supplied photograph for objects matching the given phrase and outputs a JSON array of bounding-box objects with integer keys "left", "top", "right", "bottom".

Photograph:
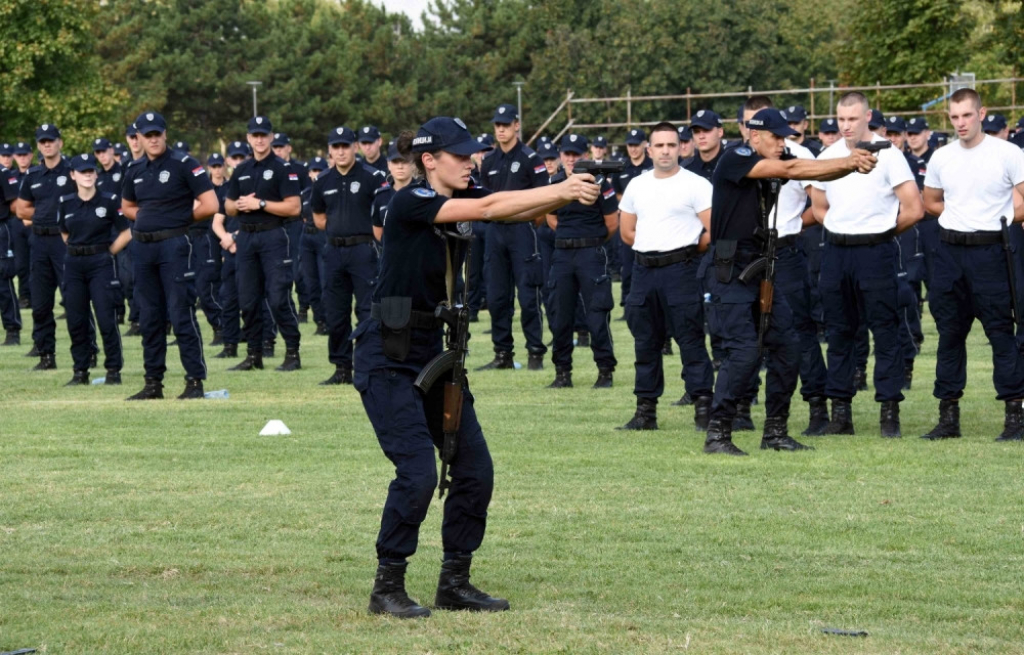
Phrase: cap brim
[
  {"left": 560, "top": 146, "right": 587, "bottom": 155},
  {"left": 769, "top": 124, "right": 800, "bottom": 137},
  {"left": 328, "top": 138, "right": 355, "bottom": 145},
  {"left": 444, "top": 138, "right": 491, "bottom": 156},
  {"left": 135, "top": 124, "right": 165, "bottom": 134}
]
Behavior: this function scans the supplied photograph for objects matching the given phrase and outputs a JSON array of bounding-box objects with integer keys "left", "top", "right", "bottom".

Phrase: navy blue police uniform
[
  {"left": 18, "top": 124, "right": 76, "bottom": 364},
  {"left": 478, "top": 104, "right": 549, "bottom": 368},
  {"left": 613, "top": 128, "right": 653, "bottom": 309},
  {"left": 121, "top": 112, "right": 214, "bottom": 394},
  {"left": 533, "top": 140, "right": 562, "bottom": 333},
  {"left": 548, "top": 134, "right": 619, "bottom": 385},
  {"left": 311, "top": 126, "right": 387, "bottom": 382},
  {"left": 9, "top": 142, "right": 34, "bottom": 308},
  {"left": 58, "top": 154, "right": 128, "bottom": 381},
  {"left": 0, "top": 160, "right": 22, "bottom": 341},
  {"left": 189, "top": 152, "right": 225, "bottom": 339},
  {"left": 300, "top": 156, "right": 329, "bottom": 332},
  {"left": 215, "top": 143, "right": 246, "bottom": 356},
  {"left": 700, "top": 117, "right": 804, "bottom": 455},
  {"left": 117, "top": 127, "right": 142, "bottom": 333},
  {"left": 466, "top": 134, "right": 494, "bottom": 321},
  {"left": 271, "top": 133, "right": 310, "bottom": 322},
  {"left": 358, "top": 126, "right": 389, "bottom": 174},
  {"left": 225, "top": 116, "right": 302, "bottom": 366}
]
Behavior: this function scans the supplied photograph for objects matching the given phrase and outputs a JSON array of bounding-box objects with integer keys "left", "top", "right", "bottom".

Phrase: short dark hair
[
  {"left": 837, "top": 92, "right": 869, "bottom": 110},
  {"left": 743, "top": 95, "right": 773, "bottom": 113},
  {"left": 649, "top": 121, "right": 678, "bottom": 141},
  {"left": 396, "top": 129, "right": 433, "bottom": 177},
  {"left": 950, "top": 88, "right": 981, "bottom": 110}
]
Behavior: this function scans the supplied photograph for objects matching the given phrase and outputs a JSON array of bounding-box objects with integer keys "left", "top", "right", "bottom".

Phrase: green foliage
[{"left": 0, "top": 0, "right": 127, "bottom": 152}]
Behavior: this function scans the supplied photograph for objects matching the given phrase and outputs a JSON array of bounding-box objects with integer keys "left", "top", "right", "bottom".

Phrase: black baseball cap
[
  {"left": 328, "top": 126, "right": 357, "bottom": 146},
  {"left": 559, "top": 134, "right": 589, "bottom": 155},
  {"left": 70, "top": 153, "right": 98, "bottom": 172},
  {"left": 746, "top": 108, "right": 798, "bottom": 137},
  {"left": 134, "top": 112, "right": 167, "bottom": 134},
  {"left": 247, "top": 116, "right": 272, "bottom": 135},
  {"left": 412, "top": 117, "right": 491, "bottom": 156}
]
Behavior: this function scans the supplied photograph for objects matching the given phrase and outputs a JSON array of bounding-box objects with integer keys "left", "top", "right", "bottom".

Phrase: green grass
[{"left": 1, "top": 292, "right": 1022, "bottom": 654}]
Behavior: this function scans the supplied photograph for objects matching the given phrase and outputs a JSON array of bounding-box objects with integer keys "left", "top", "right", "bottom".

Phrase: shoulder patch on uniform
[
  {"left": 412, "top": 187, "right": 437, "bottom": 198},
  {"left": 735, "top": 147, "right": 753, "bottom": 156}
]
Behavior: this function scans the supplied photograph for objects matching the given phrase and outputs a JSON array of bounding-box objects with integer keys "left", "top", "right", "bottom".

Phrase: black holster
[
  {"left": 714, "top": 240, "right": 738, "bottom": 283},
  {"left": 378, "top": 296, "right": 412, "bottom": 361}
]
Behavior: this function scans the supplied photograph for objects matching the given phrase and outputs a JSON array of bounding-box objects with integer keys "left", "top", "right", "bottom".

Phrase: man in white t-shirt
[
  {"left": 617, "top": 122, "right": 714, "bottom": 431},
  {"left": 810, "top": 91, "right": 924, "bottom": 438},
  {"left": 921, "top": 88, "right": 1024, "bottom": 442}
]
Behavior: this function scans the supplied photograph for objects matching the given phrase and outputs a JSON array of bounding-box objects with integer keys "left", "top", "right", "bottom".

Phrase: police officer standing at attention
[
  {"left": 121, "top": 124, "right": 145, "bottom": 337},
  {"left": 818, "top": 119, "right": 841, "bottom": 148},
  {"left": 93, "top": 138, "right": 123, "bottom": 191},
  {"left": 921, "top": 88, "right": 1024, "bottom": 441},
  {"left": 809, "top": 92, "right": 924, "bottom": 438},
  {"left": 782, "top": 105, "right": 822, "bottom": 156},
  {"left": 358, "top": 126, "right": 388, "bottom": 173},
  {"left": 58, "top": 154, "right": 131, "bottom": 386},
  {"left": 371, "top": 142, "right": 414, "bottom": 242},
  {"left": 702, "top": 108, "right": 877, "bottom": 455},
  {"left": 15, "top": 123, "right": 76, "bottom": 370},
  {"left": 225, "top": 116, "right": 302, "bottom": 373},
  {"left": 272, "top": 132, "right": 310, "bottom": 324},
  {"left": 300, "top": 156, "right": 329, "bottom": 334},
  {"left": 476, "top": 103, "right": 549, "bottom": 371},
  {"left": 613, "top": 128, "right": 653, "bottom": 314},
  {"left": 192, "top": 152, "right": 226, "bottom": 346},
  {"left": 0, "top": 152, "right": 22, "bottom": 346},
  {"left": 678, "top": 126, "right": 695, "bottom": 167},
  {"left": 617, "top": 122, "right": 714, "bottom": 431},
  {"left": 355, "top": 117, "right": 598, "bottom": 618},
  {"left": 311, "top": 126, "right": 387, "bottom": 386},
  {"left": 547, "top": 134, "right": 619, "bottom": 388},
  {"left": 211, "top": 142, "right": 250, "bottom": 359},
  {"left": 8, "top": 142, "right": 34, "bottom": 312},
  {"left": 120, "top": 111, "right": 219, "bottom": 400}
]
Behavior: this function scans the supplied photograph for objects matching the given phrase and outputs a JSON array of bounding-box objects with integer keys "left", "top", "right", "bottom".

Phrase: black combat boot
[
  {"left": 276, "top": 348, "right": 301, "bottom": 371},
  {"left": 368, "top": 561, "right": 431, "bottom": 619},
  {"left": 576, "top": 331, "right": 590, "bottom": 348},
  {"left": 105, "top": 370, "right": 122, "bottom": 385},
  {"left": 903, "top": 361, "right": 913, "bottom": 390},
  {"left": 177, "top": 377, "right": 204, "bottom": 400},
  {"left": 229, "top": 352, "right": 264, "bottom": 371},
  {"left": 761, "top": 416, "right": 814, "bottom": 451},
  {"left": 315, "top": 321, "right": 329, "bottom": 336},
  {"left": 921, "top": 400, "right": 960, "bottom": 440},
  {"left": 593, "top": 368, "right": 613, "bottom": 389},
  {"left": 693, "top": 395, "right": 712, "bottom": 431},
  {"left": 25, "top": 344, "right": 39, "bottom": 357},
  {"left": 209, "top": 329, "right": 224, "bottom": 347},
  {"left": 824, "top": 399, "right": 855, "bottom": 435},
  {"left": 527, "top": 352, "right": 544, "bottom": 371},
  {"left": 880, "top": 400, "right": 901, "bottom": 438},
  {"left": 33, "top": 353, "right": 56, "bottom": 371},
  {"left": 995, "top": 400, "right": 1024, "bottom": 441},
  {"left": 661, "top": 339, "right": 673, "bottom": 356},
  {"left": 2, "top": 330, "right": 20, "bottom": 346},
  {"left": 215, "top": 343, "right": 238, "bottom": 359},
  {"left": 672, "top": 391, "right": 694, "bottom": 406},
  {"left": 64, "top": 370, "right": 89, "bottom": 386},
  {"left": 320, "top": 366, "right": 353, "bottom": 385},
  {"left": 89, "top": 352, "right": 98, "bottom": 368},
  {"left": 125, "top": 321, "right": 142, "bottom": 337},
  {"left": 476, "top": 350, "right": 514, "bottom": 371},
  {"left": 704, "top": 418, "right": 747, "bottom": 455},
  {"left": 547, "top": 369, "right": 572, "bottom": 388},
  {"left": 127, "top": 378, "right": 163, "bottom": 401},
  {"left": 853, "top": 367, "right": 868, "bottom": 391},
  {"left": 262, "top": 341, "right": 276, "bottom": 358},
  {"left": 617, "top": 397, "right": 658, "bottom": 430},
  {"left": 802, "top": 396, "right": 830, "bottom": 436},
  {"left": 732, "top": 399, "right": 755, "bottom": 432},
  {"left": 434, "top": 555, "right": 510, "bottom": 612},
  {"left": 297, "top": 308, "right": 308, "bottom": 324}
]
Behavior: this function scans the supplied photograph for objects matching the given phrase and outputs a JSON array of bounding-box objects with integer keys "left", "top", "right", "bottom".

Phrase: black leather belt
[
  {"left": 555, "top": 237, "right": 603, "bottom": 249},
  {"left": 940, "top": 227, "right": 1001, "bottom": 246},
  {"left": 329, "top": 234, "right": 373, "bottom": 247},
  {"left": 134, "top": 226, "right": 189, "bottom": 243},
  {"left": 67, "top": 244, "right": 109, "bottom": 256},
  {"left": 634, "top": 245, "right": 699, "bottom": 268},
  {"left": 826, "top": 229, "right": 896, "bottom": 247},
  {"left": 32, "top": 225, "right": 62, "bottom": 236},
  {"left": 370, "top": 303, "right": 442, "bottom": 329},
  {"left": 304, "top": 224, "right": 320, "bottom": 235},
  {"left": 284, "top": 216, "right": 300, "bottom": 224},
  {"left": 776, "top": 234, "right": 798, "bottom": 249},
  {"left": 238, "top": 220, "right": 281, "bottom": 232}
]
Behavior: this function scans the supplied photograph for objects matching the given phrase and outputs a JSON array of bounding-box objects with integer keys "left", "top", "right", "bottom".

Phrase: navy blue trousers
[
  {"left": 323, "top": 240, "right": 376, "bottom": 369},
  {"left": 0, "top": 221, "right": 22, "bottom": 332},
  {"left": 286, "top": 219, "right": 308, "bottom": 312},
  {"left": 467, "top": 221, "right": 488, "bottom": 314},
  {"left": 819, "top": 240, "right": 904, "bottom": 402},
  {"left": 11, "top": 218, "right": 31, "bottom": 303},
  {"left": 485, "top": 222, "right": 546, "bottom": 355},
  {"left": 929, "top": 241, "right": 1024, "bottom": 401},
  {"left": 64, "top": 252, "right": 122, "bottom": 372},
  {"left": 192, "top": 230, "right": 223, "bottom": 332},
  {"left": 116, "top": 243, "right": 138, "bottom": 323},
  {"left": 618, "top": 234, "right": 634, "bottom": 307},
  {"left": 300, "top": 229, "right": 326, "bottom": 324},
  {"left": 801, "top": 224, "right": 825, "bottom": 326},
  {"left": 355, "top": 322, "right": 493, "bottom": 562},
  {"left": 626, "top": 257, "right": 712, "bottom": 400},
  {"left": 548, "top": 246, "right": 617, "bottom": 372},
  {"left": 775, "top": 244, "right": 827, "bottom": 400},
  {"left": 236, "top": 227, "right": 300, "bottom": 354},
  {"left": 702, "top": 254, "right": 799, "bottom": 423},
  {"left": 219, "top": 251, "right": 240, "bottom": 346},
  {"left": 133, "top": 234, "right": 205, "bottom": 381},
  {"left": 29, "top": 233, "right": 66, "bottom": 354}
]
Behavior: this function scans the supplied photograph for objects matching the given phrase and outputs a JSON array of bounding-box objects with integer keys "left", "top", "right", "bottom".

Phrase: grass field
[{"left": 1, "top": 294, "right": 1022, "bottom": 654}]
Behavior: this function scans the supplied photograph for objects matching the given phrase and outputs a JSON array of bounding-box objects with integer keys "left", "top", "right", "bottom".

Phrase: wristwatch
[{"left": 259, "top": 199, "right": 267, "bottom": 210}]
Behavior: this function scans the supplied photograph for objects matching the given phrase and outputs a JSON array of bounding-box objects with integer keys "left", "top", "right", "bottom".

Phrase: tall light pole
[
  {"left": 513, "top": 81, "right": 525, "bottom": 141},
  {"left": 247, "top": 81, "right": 262, "bottom": 117}
]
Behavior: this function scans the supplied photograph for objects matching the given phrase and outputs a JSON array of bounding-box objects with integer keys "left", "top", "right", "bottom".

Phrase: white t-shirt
[
  {"left": 777, "top": 140, "right": 815, "bottom": 237},
  {"left": 924, "top": 134, "right": 1024, "bottom": 232},
  {"left": 619, "top": 167, "right": 712, "bottom": 253},
  {"left": 811, "top": 133, "right": 915, "bottom": 235}
]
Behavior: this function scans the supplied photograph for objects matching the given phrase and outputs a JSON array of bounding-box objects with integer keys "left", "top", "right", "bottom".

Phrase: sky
[{"left": 377, "top": 0, "right": 432, "bottom": 29}]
